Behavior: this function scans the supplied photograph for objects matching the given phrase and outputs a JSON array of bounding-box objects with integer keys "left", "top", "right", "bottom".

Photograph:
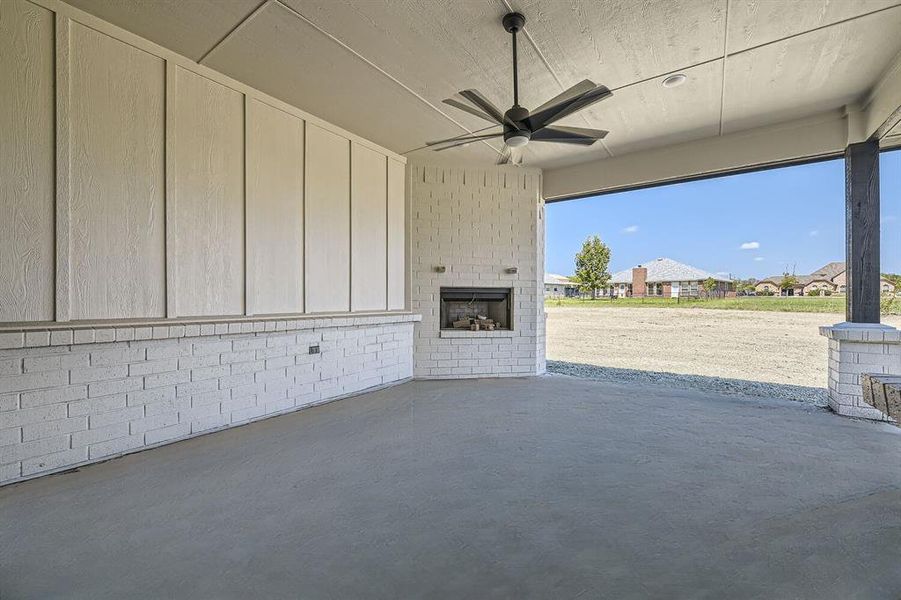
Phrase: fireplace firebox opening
[{"left": 440, "top": 287, "right": 513, "bottom": 331}]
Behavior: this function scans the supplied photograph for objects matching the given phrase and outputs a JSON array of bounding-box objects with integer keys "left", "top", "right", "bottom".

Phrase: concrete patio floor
[{"left": 2, "top": 376, "right": 901, "bottom": 599}]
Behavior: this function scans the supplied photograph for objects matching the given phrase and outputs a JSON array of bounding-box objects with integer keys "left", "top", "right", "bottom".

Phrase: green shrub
[
  {"left": 807, "top": 289, "right": 821, "bottom": 297},
  {"left": 823, "top": 289, "right": 832, "bottom": 296},
  {"left": 881, "top": 296, "right": 900, "bottom": 315}
]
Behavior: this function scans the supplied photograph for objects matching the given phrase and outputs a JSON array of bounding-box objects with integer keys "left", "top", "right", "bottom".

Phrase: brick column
[{"left": 820, "top": 324, "right": 901, "bottom": 420}]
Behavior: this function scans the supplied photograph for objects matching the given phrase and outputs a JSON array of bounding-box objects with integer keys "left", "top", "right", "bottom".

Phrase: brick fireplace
[{"left": 409, "top": 163, "right": 545, "bottom": 378}]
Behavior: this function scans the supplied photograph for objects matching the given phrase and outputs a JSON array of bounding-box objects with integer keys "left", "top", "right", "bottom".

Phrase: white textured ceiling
[{"left": 66, "top": 0, "right": 901, "bottom": 169}]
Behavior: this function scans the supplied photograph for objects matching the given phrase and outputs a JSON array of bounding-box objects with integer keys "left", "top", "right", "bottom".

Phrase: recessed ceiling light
[{"left": 662, "top": 73, "right": 687, "bottom": 88}]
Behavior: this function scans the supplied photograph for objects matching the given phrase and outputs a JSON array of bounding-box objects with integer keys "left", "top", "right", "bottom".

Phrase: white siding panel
[
  {"left": 304, "top": 124, "right": 350, "bottom": 313},
  {"left": 351, "top": 143, "right": 387, "bottom": 312},
  {"left": 172, "top": 67, "right": 245, "bottom": 317},
  {"left": 246, "top": 99, "right": 304, "bottom": 315},
  {"left": 0, "top": 0, "right": 55, "bottom": 322},
  {"left": 69, "top": 23, "right": 166, "bottom": 320},
  {"left": 387, "top": 158, "right": 405, "bottom": 310}
]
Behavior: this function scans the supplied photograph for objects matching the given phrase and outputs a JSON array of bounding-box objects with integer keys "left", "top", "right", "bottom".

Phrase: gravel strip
[{"left": 547, "top": 360, "right": 830, "bottom": 407}]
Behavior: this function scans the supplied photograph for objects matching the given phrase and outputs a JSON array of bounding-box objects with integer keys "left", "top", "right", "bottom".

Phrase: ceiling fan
[{"left": 428, "top": 12, "right": 612, "bottom": 164}]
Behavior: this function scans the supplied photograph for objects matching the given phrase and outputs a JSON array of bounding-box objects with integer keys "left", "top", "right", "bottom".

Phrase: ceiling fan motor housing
[{"left": 504, "top": 105, "right": 531, "bottom": 146}]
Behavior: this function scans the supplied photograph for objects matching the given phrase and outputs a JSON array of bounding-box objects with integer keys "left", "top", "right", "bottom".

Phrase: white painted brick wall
[
  {"left": 819, "top": 325, "right": 901, "bottom": 420},
  {"left": 409, "top": 163, "right": 546, "bottom": 378},
  {"left": 0, "top": 314, "right": 417, "bottom": 485}
]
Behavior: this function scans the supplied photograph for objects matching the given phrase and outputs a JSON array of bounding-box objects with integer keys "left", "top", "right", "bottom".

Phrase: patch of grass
[{"left": 546, "top": 295, "right": 858, "bottom": 314}]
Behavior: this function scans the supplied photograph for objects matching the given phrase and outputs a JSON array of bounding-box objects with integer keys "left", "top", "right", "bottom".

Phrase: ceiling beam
[
  {"left": 542, "top": 110, "right": 849, "bottom": 202},
  {"left": 863, "top": 48, "right": 901, "bottom": 141},
  {"left": 718, "top": 0, "right": 731, "bottom": 136}
]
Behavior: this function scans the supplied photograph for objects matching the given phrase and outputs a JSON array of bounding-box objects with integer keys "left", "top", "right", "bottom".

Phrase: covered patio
[
  {"left": 2, "top": 0, "right": 901, "bottom": 596},
  {"left": 3, "top": 376, "right": 901, "bottom": 598}
]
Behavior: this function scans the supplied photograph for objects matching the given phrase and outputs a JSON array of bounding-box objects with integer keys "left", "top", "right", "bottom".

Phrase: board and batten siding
[
  {"left": 69, "top": 22, "right": 166, "bottom": 320},
  {"left": 246, "top": 98, "right": 305, "bottom": 316},
  {"left": 351, "top": 143, "right": 388, "bottom": 312},
  {"left": 387, "top": 158, "right": 406, "bottom": 310},
  {"left": 171, "top": 66, "right": 246, "bottom": 318},
  {"left": 305, "top": 124, "right": 351, "bottom": 314},
  {"left": 0, "top": 0, "right": 406, "bottom": 326},
  {"left": 0, "top": 0, "right": 56, "bottom": 322}
]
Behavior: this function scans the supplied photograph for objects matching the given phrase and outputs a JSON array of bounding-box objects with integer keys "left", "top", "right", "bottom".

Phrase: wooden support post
[{"left": 845, "top": 141, "right": 881, "bottom": 324}]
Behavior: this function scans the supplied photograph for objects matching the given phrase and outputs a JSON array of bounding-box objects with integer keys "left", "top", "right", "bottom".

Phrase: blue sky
[{"left": 546, "top": 150, "right": 901, "bottom": 279}]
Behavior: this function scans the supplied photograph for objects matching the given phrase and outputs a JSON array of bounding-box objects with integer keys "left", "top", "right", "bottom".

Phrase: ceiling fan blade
[
  {"left": 532, "top": 125, "right": 608, "bottom": 141},
  {"left": 426, "top": 130, "right": 502, "bottom": 147},
  {"left": 530, "top": 127, "right": 602, "bottom": 146},
  {"left": 530, "top": 79, "right": 596, "bottom": 114},
  {"left": 443, "top": 98, "right": 502, "bottom": 125},
  {"left": 432, "top": 133, "right": 503, "bottom": 151},
  {"left": 458, "top": 89, "right": 507, "bottom": 124},
  {"left": 526, "top": 85, "right": 612, "bottom": 131},
  {"left": 531, "top": 137, "right": 598, "bottom": 146}
]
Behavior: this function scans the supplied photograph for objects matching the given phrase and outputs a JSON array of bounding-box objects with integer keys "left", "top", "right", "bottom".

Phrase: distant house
[
  {"left": 605, "top": 258, "right": 734, "bottom": 298},
  {"left": 755, "top": 261, "right": 897, "bottom": 296},
  {"left": 544, "top": 273, "right": 580, "bottom": 298}
]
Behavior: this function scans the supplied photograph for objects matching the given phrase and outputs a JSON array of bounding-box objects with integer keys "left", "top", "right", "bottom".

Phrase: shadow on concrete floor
[{"left": 547, "top": 360, "right": 830, "bottom": 406}]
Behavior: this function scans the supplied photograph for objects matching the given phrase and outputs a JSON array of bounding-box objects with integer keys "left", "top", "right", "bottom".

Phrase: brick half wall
[{"left": 0, "top": 314, "right": 418, "bottom": 485}]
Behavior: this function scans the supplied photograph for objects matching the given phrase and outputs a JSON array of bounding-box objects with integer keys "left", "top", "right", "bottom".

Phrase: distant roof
[
  {"left": 609, "top": 258, "right": 731, "bottom": 284},
  {"left": 760, "top": 261, "right": 847, "bottom": 286},
  {"left": 544, "top": 273, "right": 576, "bottom": 285},
  {"left": 758, "top": 275, "right": 832, "bottom": 286},
  {"left": 811, "top": 261, "right": 846, "bottom": 279}
]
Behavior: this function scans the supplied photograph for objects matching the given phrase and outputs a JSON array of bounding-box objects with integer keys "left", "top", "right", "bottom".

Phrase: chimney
[{"left": 632, "top": 266, "right": 647, "bottom": 298}]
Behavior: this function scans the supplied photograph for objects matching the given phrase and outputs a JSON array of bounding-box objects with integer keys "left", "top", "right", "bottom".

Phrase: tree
[
  {"left": 701, "top": 277, "right": 718, "bottom": 299},
  {"left": 574, "top": 235, "right": 611, "bottom": 299},
  {"left": 780, "top": 274, "right": 799, "bottom": 296},
  {"left": 730, "top": 278, "right": 753, "bottom": 295},
  {"left": 736, "top": 278, "right": 757, "bottom": 295}
]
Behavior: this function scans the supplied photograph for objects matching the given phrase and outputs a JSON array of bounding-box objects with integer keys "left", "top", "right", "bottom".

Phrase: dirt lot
[{"left": 546, "top": 306, "right": 901, "bottom": 389}]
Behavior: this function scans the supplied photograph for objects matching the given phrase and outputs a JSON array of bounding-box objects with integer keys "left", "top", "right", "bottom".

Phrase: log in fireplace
[{"left": 439, "top": 287, "right": 512, "bottom": 330}]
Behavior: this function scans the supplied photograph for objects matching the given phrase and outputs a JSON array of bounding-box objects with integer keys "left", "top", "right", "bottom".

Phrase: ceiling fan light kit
[{"left": 429, "top": 12, "right": 612, "bottom": 164}]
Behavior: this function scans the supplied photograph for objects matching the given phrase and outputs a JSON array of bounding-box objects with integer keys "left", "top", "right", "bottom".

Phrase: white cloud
[
  {"left": 809, "top": 230, "right": 819, "bottom": 237},
  {"left": 623, "top": 225, "right": 639, "bottom": 233},
  {"left": 754, "top": 257, "right": 765, "bottom": 262},
  {"left": 740, "top": 241, "right": 760, "bottom": 250}
]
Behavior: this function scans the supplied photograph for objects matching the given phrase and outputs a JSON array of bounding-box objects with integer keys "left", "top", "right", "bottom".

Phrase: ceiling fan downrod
[
  {"left": 503, "top": 12, "right": 525, "bottom": 106},
  {"left": 502, "top": 12, "right": 530, "bottom": 147}
]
